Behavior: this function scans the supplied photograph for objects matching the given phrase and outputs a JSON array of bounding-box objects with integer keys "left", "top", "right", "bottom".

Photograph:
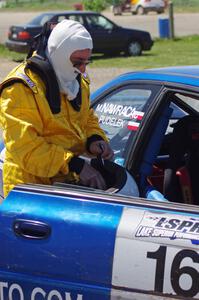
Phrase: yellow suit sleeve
[
  {"left": 0, "top": 83, "right": 73, "bottom": 178},
  {"left": 86, "top": 106, "right": 108, "bottom": 142}
]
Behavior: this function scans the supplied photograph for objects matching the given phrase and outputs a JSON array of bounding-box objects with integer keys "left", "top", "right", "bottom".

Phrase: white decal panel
[{"left": 111, "top": 208, "right": 199, "bottom": 299}]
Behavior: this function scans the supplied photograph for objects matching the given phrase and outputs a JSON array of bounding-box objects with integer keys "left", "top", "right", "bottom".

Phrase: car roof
[
  {"left": 38, "top": 11, "right": 101, "bottom": 16},
  {"left": 119, "top": 66, "right": 199, "bottom": 85},
  {"left": 92, "top": 65, "right": 199, "bottom": 99}
]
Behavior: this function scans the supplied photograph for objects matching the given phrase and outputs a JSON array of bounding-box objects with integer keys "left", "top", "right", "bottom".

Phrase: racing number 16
[{"left": 147, "top": 246, "right": 199, "bottom": 297}]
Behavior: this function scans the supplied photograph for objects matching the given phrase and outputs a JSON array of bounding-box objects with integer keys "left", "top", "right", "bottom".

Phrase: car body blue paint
[
  {"left": 0, "top": 271, "right": 111, "bottom": 300},
  {"left": 0, "top": 189, "right": 123, "bottom": 298}
]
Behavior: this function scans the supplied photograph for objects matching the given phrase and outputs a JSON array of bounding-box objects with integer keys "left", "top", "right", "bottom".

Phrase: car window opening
[{"left": 146, "top": 91, "right": 199, "bottom": 206}]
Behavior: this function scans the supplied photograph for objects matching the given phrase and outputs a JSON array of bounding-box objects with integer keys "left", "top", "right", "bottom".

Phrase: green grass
[
  {"left": 90, "top": 35, "right": 199, "bottom": 69},
  {"left": 0, "top": 0, "right": 78, "bottom": 11},
  {"left": 172, "top": 0, "right": 199, "bottom": 12},
  {"left": 1, "top": 0, "right": 199, "bottom": 12},
  {"left": 1, "top": 35, "right": 199, "bottom": 69},
  {"left": 0, "top": 44, "right": 25, "bottom": 61}
]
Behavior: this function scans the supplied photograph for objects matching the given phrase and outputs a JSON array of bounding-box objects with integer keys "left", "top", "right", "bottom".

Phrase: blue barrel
[{"left": 158, "top": 18, "right": 169, "bottom": 38}]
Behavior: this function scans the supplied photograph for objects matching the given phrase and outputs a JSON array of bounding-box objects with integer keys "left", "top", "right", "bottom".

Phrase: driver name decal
[
  {"left": 96, "top": 103, "right": 138, "bottom": 118},
  {"left": 96, "top": 103, "right": 144, "bottom": 128},
  {"left": 96, "top": 103, "right": 144, "bottom": 119},
  {"left": 99, "top": 115, "right": 124, "bottom": 128}
]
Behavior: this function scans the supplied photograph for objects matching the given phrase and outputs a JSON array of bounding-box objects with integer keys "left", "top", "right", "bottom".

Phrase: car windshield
[{"left": 28, "top": 14, "right": 54, "bottom": 26}]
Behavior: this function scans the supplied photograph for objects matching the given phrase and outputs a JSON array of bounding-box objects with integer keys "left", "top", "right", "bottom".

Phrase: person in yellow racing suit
[{"left": 0, "top": 20, "right": 113, "bottom": 197}]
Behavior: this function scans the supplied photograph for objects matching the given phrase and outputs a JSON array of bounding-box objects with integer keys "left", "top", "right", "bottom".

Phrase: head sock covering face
[{"left": 46, "top": 19, "right": 93, "bottom": 100}]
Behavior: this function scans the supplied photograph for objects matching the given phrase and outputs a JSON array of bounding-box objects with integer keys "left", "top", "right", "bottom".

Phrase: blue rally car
[{"left": 0, "top": 66, "right": 199, "bottom": 300}]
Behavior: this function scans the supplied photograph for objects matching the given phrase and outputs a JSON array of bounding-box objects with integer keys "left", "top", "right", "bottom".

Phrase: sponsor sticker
[{"left": 135, "top": 211, "right": 199, "bottom": 243}]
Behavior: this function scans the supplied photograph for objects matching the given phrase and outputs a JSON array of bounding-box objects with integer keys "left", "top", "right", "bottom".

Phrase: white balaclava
[{"left": 46, "top": 19, "right": 93, "bottom": 100}]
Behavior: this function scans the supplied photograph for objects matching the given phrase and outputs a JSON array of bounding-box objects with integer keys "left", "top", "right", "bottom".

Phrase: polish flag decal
[
  {"left": 132, "top": 111, "right": 144, "bottom": 121},
  {"left": 127, "top": 121, "right": 140, "bottom": 131}
]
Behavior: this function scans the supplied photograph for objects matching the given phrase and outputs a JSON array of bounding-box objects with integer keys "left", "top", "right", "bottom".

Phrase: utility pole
[{"left": 168, "top": 1, "right": 175, "bottom": 39}]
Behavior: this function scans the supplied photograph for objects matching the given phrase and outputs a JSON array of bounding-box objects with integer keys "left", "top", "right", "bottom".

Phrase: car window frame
[
  {"left": 128, "top": 86, "right": 199, "bottom": 177},
  {"left": 92, "top": 82, "right": 163, "bottom": 168}
]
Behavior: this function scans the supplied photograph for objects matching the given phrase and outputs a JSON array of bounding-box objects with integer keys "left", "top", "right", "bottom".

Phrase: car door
[
  {"left": 83, "top": 14, "right": 122, "bottom": 52},
  {"left": 150, "top": 0, "right": 165, "bottom": 8},
  {"left": 126, "top": 85, "right": 199, "bottom": 201},
  {"left": 0, "top": 184, "right": 198, "bottom": 300},
  {"left": 0, "top": 185, "right": 123, "bottom": 300}
]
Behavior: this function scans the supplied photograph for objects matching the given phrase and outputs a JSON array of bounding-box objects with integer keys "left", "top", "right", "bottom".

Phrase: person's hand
[
  {"left": 79, "top": 162, "right": 106, "bottom": 190},
  {"left": 89, "top": 140, "right": 114, "bottom": 160}
]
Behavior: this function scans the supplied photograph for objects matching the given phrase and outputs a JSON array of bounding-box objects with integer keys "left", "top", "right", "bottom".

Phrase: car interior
[
  {"left": 93, "top": 86, "right": 199, "bottom": 205},
  {"left": 144, "top": 92, "right": 199, "bottom": 205}
]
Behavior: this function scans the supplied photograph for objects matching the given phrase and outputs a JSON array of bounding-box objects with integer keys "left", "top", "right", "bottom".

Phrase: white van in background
[{"left": 112, "top": 0, "right": 166, "bottom": 15}]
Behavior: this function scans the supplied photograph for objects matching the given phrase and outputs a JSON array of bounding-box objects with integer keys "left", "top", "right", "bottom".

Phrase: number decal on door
[{"left": 147, "top": 246, "right": 199, "bottom": 297}]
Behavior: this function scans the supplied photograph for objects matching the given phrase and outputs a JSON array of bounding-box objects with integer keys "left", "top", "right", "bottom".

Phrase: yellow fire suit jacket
[{"left": 0, "top": 62, "right": 108, "bottom": 197}]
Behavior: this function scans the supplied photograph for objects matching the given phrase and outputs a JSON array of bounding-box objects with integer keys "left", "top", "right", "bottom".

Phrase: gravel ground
[
  {"left": 0, "top": 58, "right": 131, "bottom": 92},
  {"left": 88, "top": 66, "right": 131, "bottom": 92}
]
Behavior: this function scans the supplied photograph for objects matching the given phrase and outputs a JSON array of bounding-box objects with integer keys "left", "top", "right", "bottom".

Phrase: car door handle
[{"left": 13, "top": 219, "right": 51, "bottom": 240}]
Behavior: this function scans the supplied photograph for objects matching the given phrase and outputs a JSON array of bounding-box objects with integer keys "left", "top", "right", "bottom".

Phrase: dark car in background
[{"left": 5, "top": 11, "right": 153, "bottom": 56}]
